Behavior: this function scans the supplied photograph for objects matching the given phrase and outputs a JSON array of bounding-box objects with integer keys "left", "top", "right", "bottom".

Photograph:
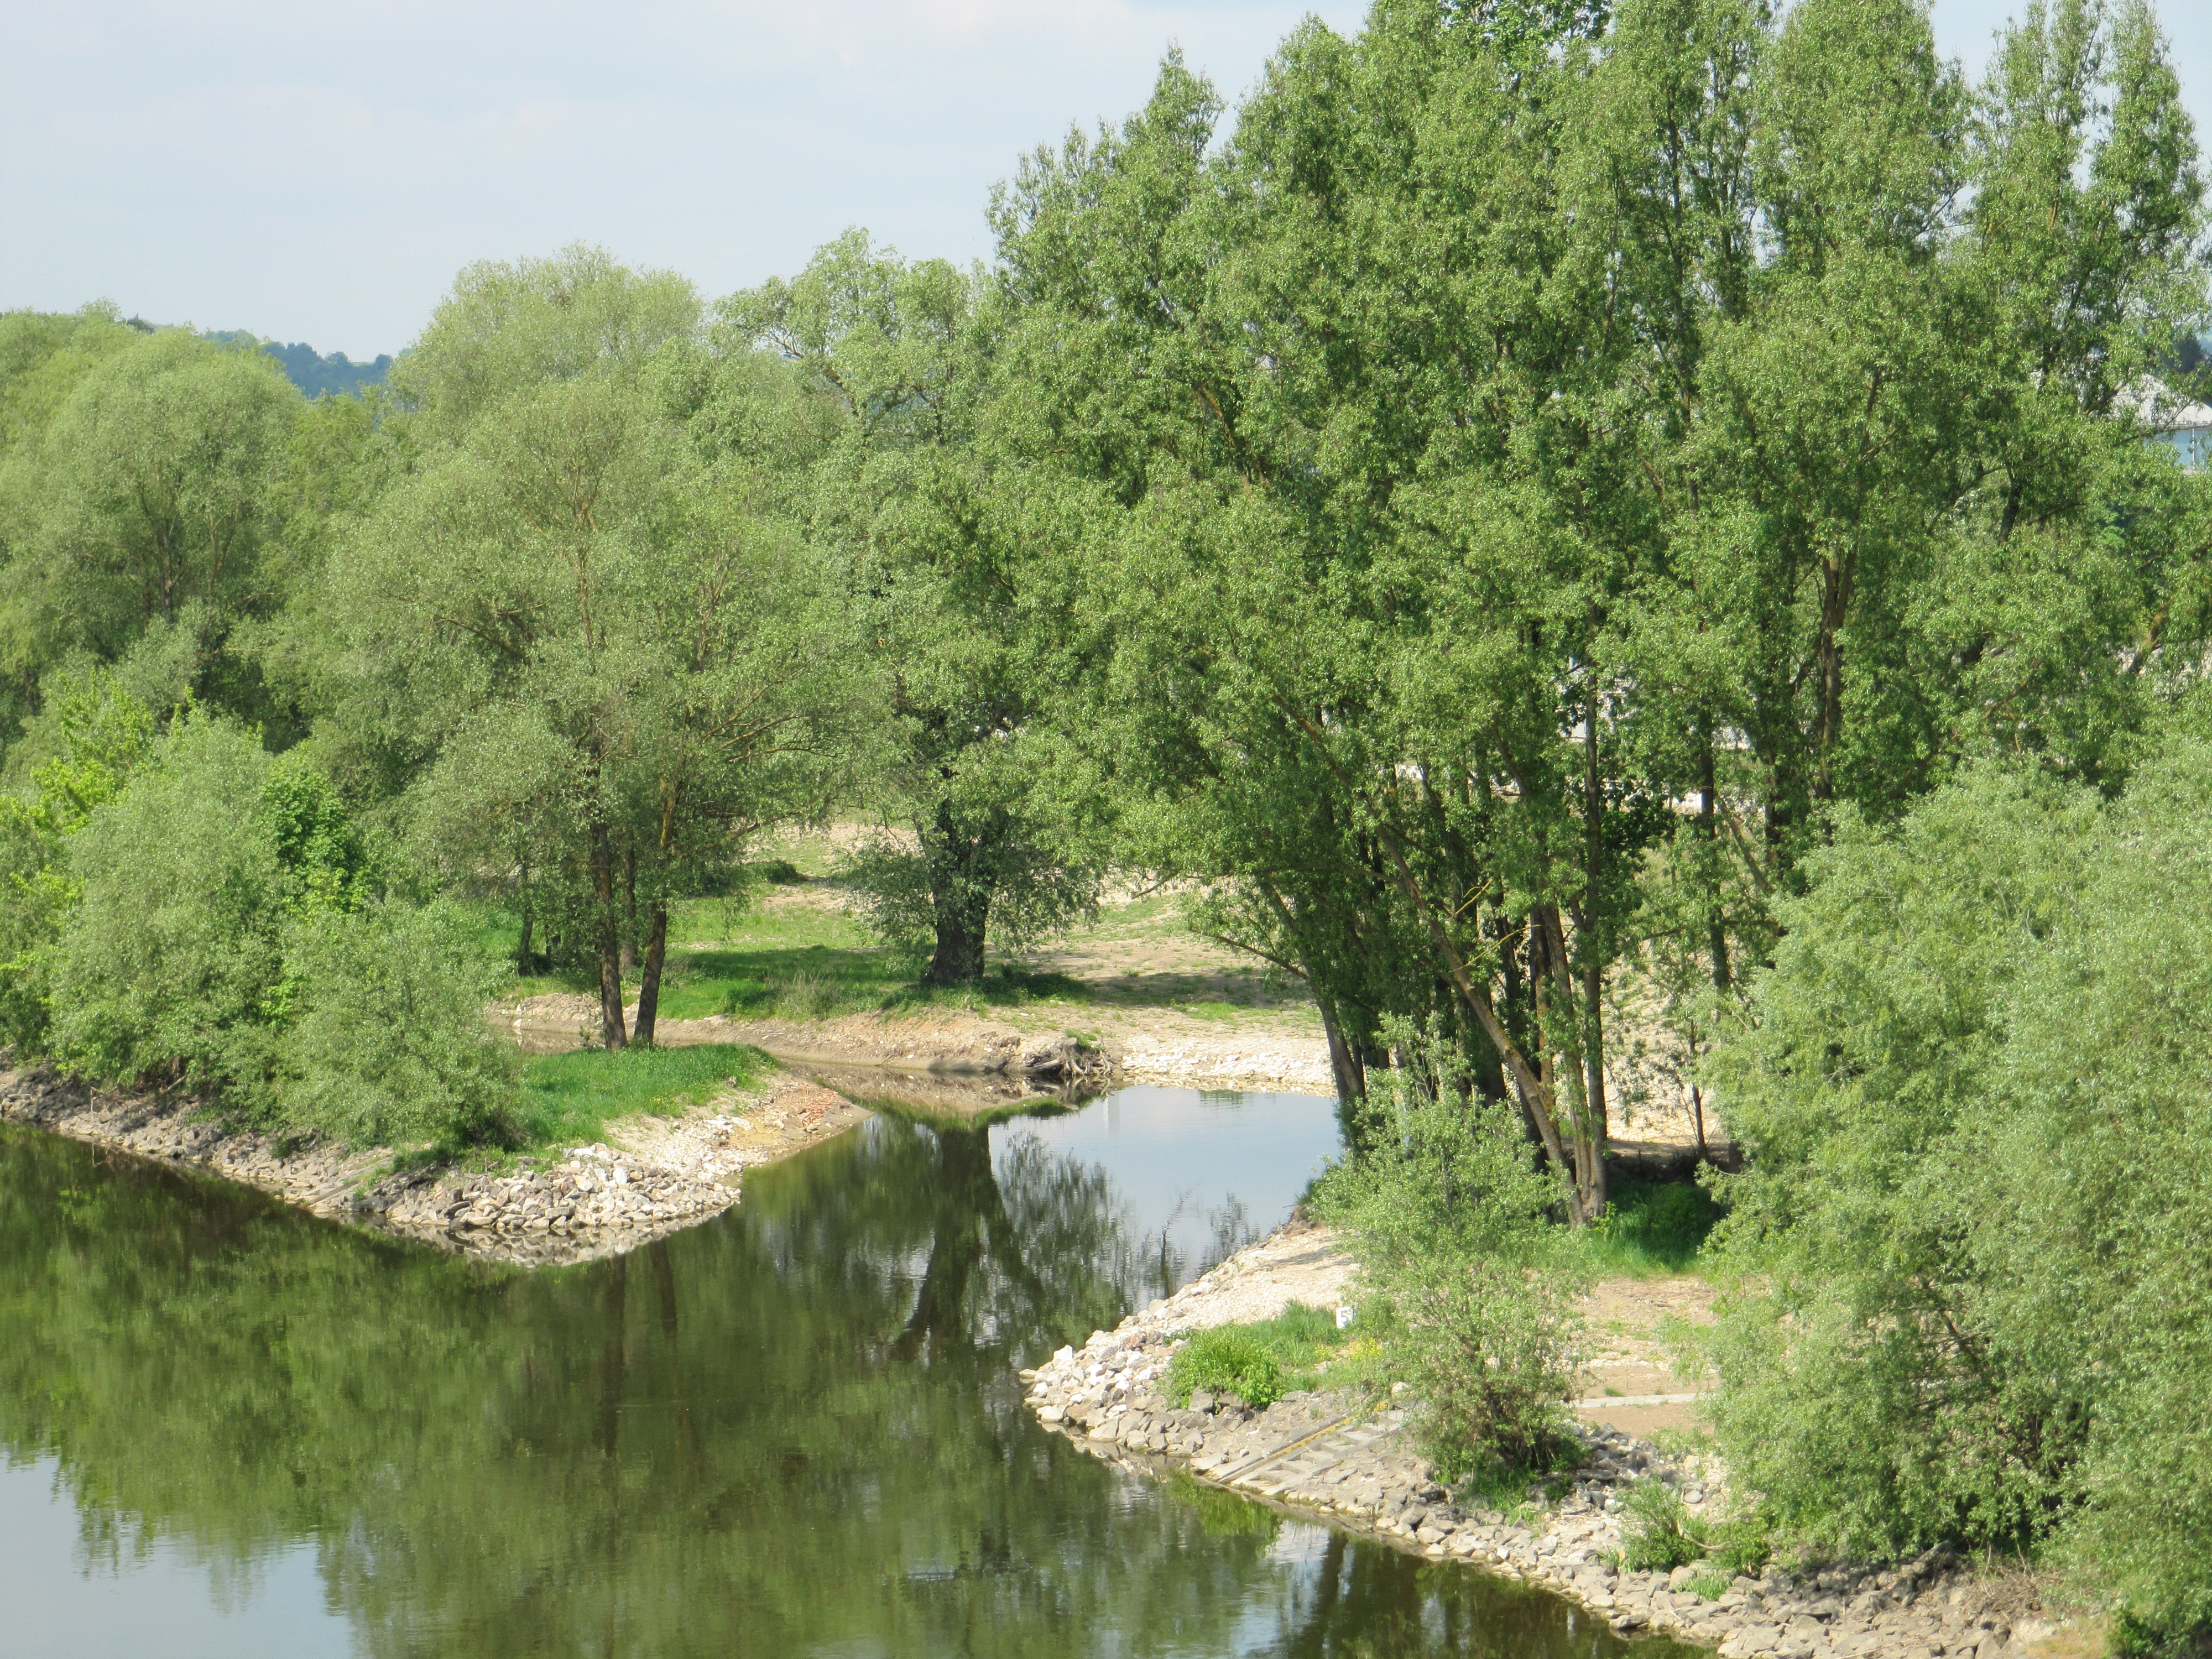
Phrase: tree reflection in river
[{"left": 0, "top": 1110, "right": 1684, "bottom": 1659}]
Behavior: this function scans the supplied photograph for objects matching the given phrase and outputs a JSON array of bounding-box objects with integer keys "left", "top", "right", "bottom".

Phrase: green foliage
[
  {"left": 1616, "top": 1478, "right": 1708, "bottom": 1573},
  {"left": 1704, "top": 732, "right": 2212, "bottom": 1639},
  {"left": 1165, "top": 1326, "right": 1285, "bottom": 1410},
  {"left": 516, "top": 1042, "right": 771, "bottom": 1151},
  {"left": 260, "top": 752, "right": 377, "bottom": 911},
  {"left": 1703, "top": 1510, "right": 1774, "bottom": 1580},
  {"left": 278, "top": 900, "right": 520, "bottom": 1150},
  {"left": 44, "top": 716, "right": 287, "bottom": 1098},
  {"left": 0, "top": 669, "right": 154, "bottom": 1048},
  {"left": 1313, "top": 1019, "right": 1584, "bottom": 1483},
  {"left": 1577, "top": 1181, "right": 1723, "bottom": 1277},
  {"left": 0, "top": 327, "right": 298, "bottom": 706}
]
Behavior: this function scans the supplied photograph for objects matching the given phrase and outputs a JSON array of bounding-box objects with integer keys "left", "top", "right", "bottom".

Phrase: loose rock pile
[
  {"left": 1021, "top": 1258, "right": 2066, "bottom": 1659},
  {"left": 363, "top": 1147, "right": 738, "bottom": 1265}
]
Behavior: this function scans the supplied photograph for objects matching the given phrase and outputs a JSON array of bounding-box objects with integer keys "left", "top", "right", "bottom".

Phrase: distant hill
[{"left": 203, "top": 331, "right": 392, "bottom": 399}]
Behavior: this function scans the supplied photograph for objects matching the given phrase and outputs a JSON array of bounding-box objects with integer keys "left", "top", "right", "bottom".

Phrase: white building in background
[{"left": 2120, "top": 378, "right": 2212, "bottom": 472}]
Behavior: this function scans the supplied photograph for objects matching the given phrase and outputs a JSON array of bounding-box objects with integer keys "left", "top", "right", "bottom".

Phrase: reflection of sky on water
[
  {"left": 993, "top": 1087, "right": 1342, "bottom": 1298},
  {"left": 0, "top": 1457, "right": 347, "bottom": 1659}
]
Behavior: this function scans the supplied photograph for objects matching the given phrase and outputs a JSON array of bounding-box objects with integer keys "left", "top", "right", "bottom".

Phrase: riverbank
[
  {"left": 0, "top": 1062, "right": 866, "bottom": 1266},
  {"left": 508, "top": 992, "right": 1327, "bottom": 1097},
  {"left": 1024, "top": 1223, "right": 2079, "bottom": 1659}
]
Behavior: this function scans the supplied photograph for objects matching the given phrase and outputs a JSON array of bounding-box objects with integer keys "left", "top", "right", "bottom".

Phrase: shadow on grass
[
  {"left": 1567, "top": 1179, "right": 1723, "bottom": 1278},
  {"left": 648, "top": 946, "right": 1095, "bottom": 1022}
]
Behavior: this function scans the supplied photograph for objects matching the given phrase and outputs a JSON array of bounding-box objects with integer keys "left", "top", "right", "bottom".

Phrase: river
[{"left": 0, "top": 1086, "right": 1686, "bottom": 1658}]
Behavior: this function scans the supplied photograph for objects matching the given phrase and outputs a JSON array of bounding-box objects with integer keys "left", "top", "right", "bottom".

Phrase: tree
[
  {"left": 722, "top": 231, "right": 1100, "bottom": 985},
  {"left": 337, "top": 247, "right": 859, "bottom": 1046},
  {"left": 0, "top": 329, "right": 299, "bottom": 719}
]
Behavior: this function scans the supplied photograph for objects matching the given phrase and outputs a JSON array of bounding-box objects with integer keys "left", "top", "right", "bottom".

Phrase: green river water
[{"left": 0, "top": 1086, "right": 1692, "bottom": 1659}]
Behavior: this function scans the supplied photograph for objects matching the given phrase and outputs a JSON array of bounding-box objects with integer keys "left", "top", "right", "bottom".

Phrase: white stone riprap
[
  {"left": 1019, "top": 1224, "right": 2072, "bottom": 1659},
  {"left": 0, "top": 1064, "right": 865, "bottom": 1266}
]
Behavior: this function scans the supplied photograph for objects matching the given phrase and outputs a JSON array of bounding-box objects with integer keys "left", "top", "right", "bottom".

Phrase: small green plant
[
  {"left": 1703, "top": 1510, "right": 1772, "bottom": 1578},
  {"left": 772, "top": 969, "right": 841, "bottom": 1020},
  {"left": 1680, "top": 1567, "right": 1732, "bottom": 1601},
  {"left": 1617, "top": 1478, "right": 1709, "bottom": 1572},
  {"left": 1166, "top": 1327, "right": 1285, "bottom": 1409}
]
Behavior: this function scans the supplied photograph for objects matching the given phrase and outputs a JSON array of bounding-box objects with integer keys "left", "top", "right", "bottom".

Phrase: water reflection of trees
[{"left": 0, "top": 1119, "right": 1653, "bottom": 1659}]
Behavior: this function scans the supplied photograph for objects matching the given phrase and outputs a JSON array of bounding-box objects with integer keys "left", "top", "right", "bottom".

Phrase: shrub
[
  {"left": 277, "top": 899, "right": 520, "bottom": 1149},
  {"left": 1616, "top": 1478, "right": 1708, "bottom": 1572},
  {"left": 1394, "top": 1256, "right": 1582, "bottom": 1484},
  {"left": 45, "top": 717, "right": 287, "bottom": 1098},
  {"left": 1312, "top": 1016, "right": 1583, "bottom": 1484},
  {"left": 1166, "top": 1327, "right": 1285, "bottom": 1409},
  {"left": 1703, "top": 740, "right": 2212, "bottom": 1642}
]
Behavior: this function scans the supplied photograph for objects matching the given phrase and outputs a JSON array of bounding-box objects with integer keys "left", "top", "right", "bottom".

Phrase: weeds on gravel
[
  {"left": 1615, "top": 1477, "right": 1709, "bottom": 1571},
  {"left": 1162, "top": 1301, "right": 1395, "bottom": 1406},
  {"left": 1165, "top": 1327, "right": 1285, "bottom": 1408}
]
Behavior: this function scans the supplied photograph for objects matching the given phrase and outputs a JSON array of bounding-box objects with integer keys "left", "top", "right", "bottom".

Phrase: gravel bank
[
  {"left": 1022, "top": 1226, "right": 2077, "bottom": 1659},
  {"left": 0, "top": 1063, "right": 865, "bottom": 1266}
]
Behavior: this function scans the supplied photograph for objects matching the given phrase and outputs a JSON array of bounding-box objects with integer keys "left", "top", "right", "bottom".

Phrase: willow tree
[
  {"left": 333, "top": 248, "right": 858, "bottom": 1047},
  {"left": 0, "top": 326, "right": 300, "bottom": 731},
  {"left": 723, "top": 232, "right": 1100, "bottom": 985}
]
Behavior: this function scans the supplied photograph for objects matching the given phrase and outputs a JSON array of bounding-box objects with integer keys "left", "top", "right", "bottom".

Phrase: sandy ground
[{"left": 588, "top": 1071, "right": 869, "bottom": 1186}]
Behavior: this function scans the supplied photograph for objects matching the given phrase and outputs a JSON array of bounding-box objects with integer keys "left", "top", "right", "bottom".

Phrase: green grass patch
[
  {"left": 1569, "top": 1178, "right": 1723, "bottom": 1277},
  {"left": 1164, "top": 1301, "right": 1400, "bottom": 1407},
  {"left": 1174, "top": 999, "right": 1248, "bottom": 1020},
  {"left": 516, "top": 1042, "right": 772, "bottom": 1151},
  {"left": 471, "top": 894, "right": 1099, "bottom": 1023}
]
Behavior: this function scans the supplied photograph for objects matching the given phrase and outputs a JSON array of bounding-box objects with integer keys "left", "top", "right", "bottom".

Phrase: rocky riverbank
[
  {"left": 0, "top": 1063, "right": 865, "bottom": 1266},
  {"left": 1022, "top": 1229, "right": 2077, "bottom": 1659}
]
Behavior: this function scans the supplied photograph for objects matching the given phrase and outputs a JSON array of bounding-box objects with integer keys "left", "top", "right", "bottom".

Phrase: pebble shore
[
  {"left": 1022, "top": 1243, "right": 2070, "bottom": 1659},
  {"left": 0, "top": 1065, "right": 768, "bottom": 1266}
]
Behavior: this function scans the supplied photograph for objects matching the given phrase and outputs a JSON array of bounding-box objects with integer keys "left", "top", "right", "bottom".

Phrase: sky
[{"left": 3, "top": 1, "right": 2208, "bottom": 361}]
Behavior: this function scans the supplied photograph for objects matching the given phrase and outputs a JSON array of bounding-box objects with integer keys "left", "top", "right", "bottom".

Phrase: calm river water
[{"left": 0, "top": 1086, "right": 1685, "bottom": 1659}]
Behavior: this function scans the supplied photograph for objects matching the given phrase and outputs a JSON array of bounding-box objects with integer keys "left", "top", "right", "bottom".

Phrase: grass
[
  {"left": 514, "top": 1042, "right": 773, "bottom": 1151},
  {"left": 1569, "top": 1178, "right": 1724, "bottom": 1277},
  {"left": 476, "top": 893, "right": 1101, "bottom": 1024},
  {"left": 1165, "top": 1301, "right": 1402, "bottom": 1406}
]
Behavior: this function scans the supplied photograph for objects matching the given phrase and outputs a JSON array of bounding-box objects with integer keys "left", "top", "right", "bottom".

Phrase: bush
[
  {"left": 1166, "top": 1327, "right": 1285, "bottom": 1409},
  {"left": 1616, "top": 1478, "right": 1708, "bottom": 1572},
  {"left": 1704, "top": 741, "right": 2212, "bottom": 1641},
  {"left": 1312, "top": 1016, "right": 1583, "bottom": 1484},
  {"left": 278, "top": 900, "right": 520, "bottom": 1149},
  {"left": 45, "top": 717, "right": 287, "bottom": 1098},
  {"left": 1394, "top": 1256, "right": 1582, "bottom": 1484}
]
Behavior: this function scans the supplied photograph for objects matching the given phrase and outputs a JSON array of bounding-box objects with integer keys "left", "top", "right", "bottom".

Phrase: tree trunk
[
  {"left": 619, "top": 845, "right": 640, "bottom": 975},
  {"left": 515, "top": 857, "right": 536, "bottom": 975},
  {"left": 1318, "top": 994, "right": 1366, "bottom": 1109},
  {"left": 633, "top": 899, "right": 669, "bottom": 1047},
  {"left": 590, "top": 823, "right": 628, "bottom": 1050},
  {"left": 1580, "top": 696, "right": 1610, "bottom": 1223},
  {"left": 924, "top": 893, "right": 989, "bottom": 985},
  {"left": 1699, "top": 727, "right": 1732, "bottom": 994},
  {"left": 920, "top": 805, "right": 990, "bottom": 985}
]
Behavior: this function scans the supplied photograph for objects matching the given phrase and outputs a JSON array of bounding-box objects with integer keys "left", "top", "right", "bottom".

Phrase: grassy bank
[{"left": 513, "top": 1042, "right": 774, "bottom": 1153}]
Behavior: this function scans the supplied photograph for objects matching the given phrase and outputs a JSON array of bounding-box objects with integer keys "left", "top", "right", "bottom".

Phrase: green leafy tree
[
  {"left": 0, "top": 329, "right": 300, "bottom": 721},
  {"left": 722, "top": 231, "right": 1099, "bottom": 985}
]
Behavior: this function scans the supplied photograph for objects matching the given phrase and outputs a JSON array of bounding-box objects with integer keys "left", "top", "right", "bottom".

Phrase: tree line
[{"left": 1, "top": 0, "right": 2209, "bottom": 1631}]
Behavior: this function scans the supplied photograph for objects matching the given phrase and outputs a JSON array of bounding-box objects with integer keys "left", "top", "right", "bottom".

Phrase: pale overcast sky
[{"left": 2, "top": 1, "right": 2206, "bottom": 360}]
